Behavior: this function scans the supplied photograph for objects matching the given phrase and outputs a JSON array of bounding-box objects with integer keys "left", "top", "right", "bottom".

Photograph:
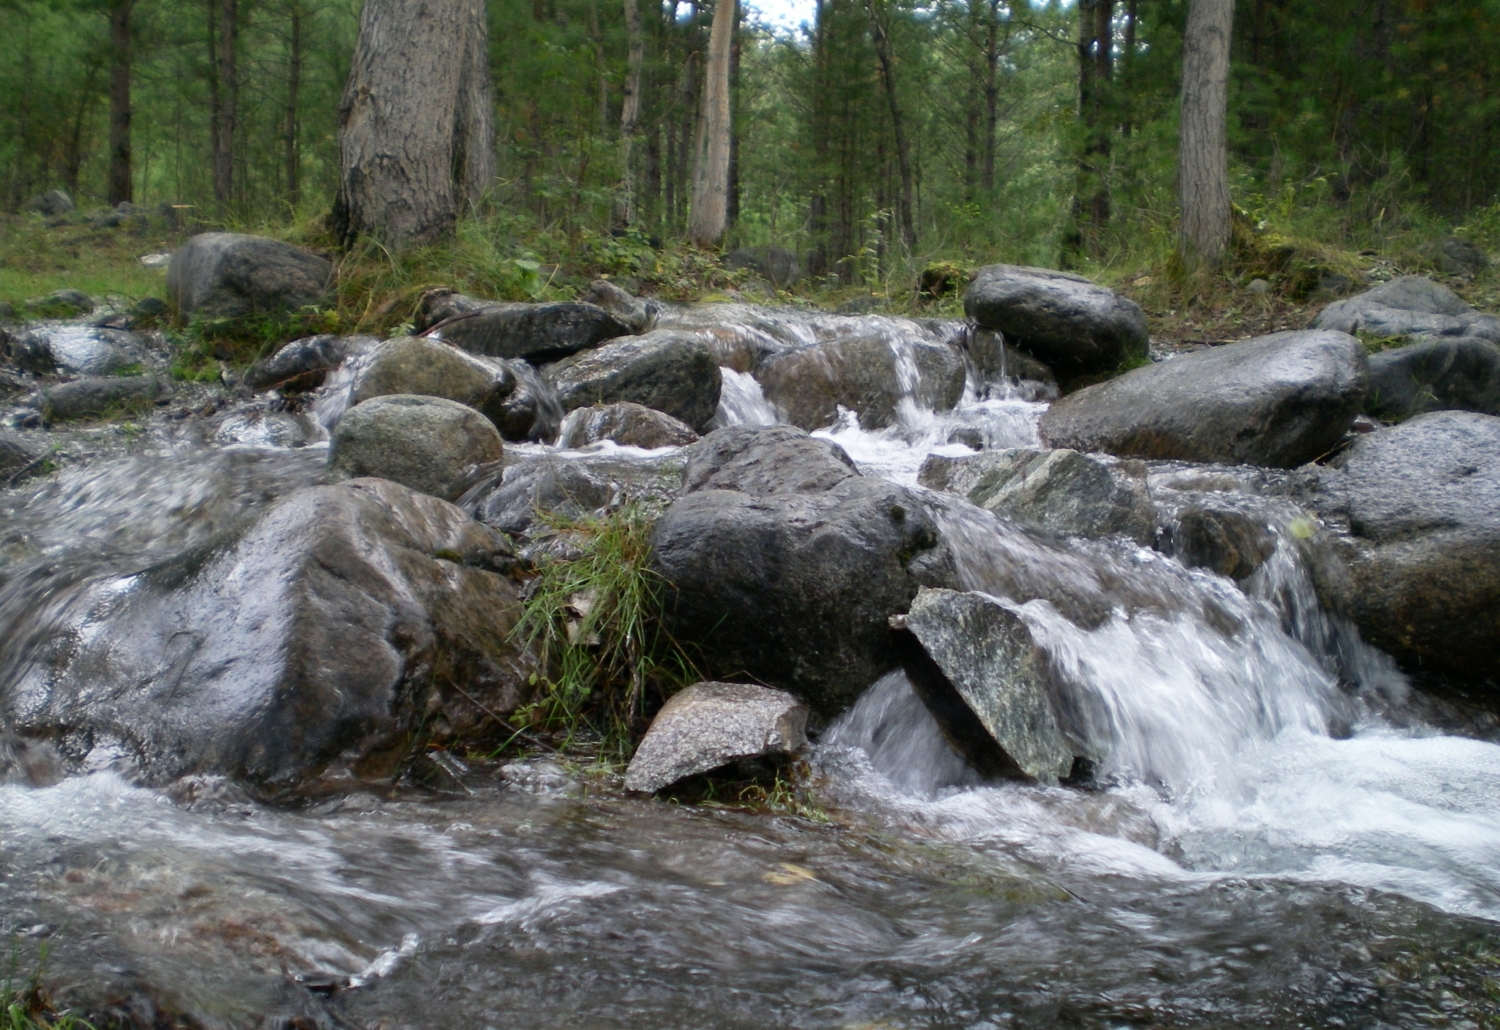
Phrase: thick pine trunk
[
  {"left": 212, "top": 0, "right": 238, "bottom": 209},
  {"left": 617, "top": 0, "right": 645, "bottom": 226},
  {"left": 285, "top": 0, "right": 302, "bottom": 205},
  {"left": 107, "top": 0, "right": 133, "bottom": 206},
  {"left": 688, "top": 0, "right": 734, "bottom": 247},
  {"left": 866, "top": 0, "right": 915, "bottom": 250},
  {"left": 334, "top": 0, "right": 495, "bottom": 250},
  {"left": 1178, "top": 0, "right": 1234, "bottom": 269}
]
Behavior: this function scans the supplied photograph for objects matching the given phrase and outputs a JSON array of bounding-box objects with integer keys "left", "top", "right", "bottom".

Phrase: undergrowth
[
  {"left": 1, "top": 944, "right": 92, "bottom": 1030},
  {"left": 510, "top": 504, "right": 698, "bottom": 761}
]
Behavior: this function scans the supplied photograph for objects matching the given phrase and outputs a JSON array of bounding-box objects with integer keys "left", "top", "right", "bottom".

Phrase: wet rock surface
[
  {"left": 0, "top": 429, "right": 42, "bottom": 477},
  {"left": 247, "top": 334, "right": 379, "bottom": 393},
  {"left": 964, "top": 264, "right": 1149, "bottom": 377},
  {"left": 1365, "top": 336, "right": 1500, "bottom": 420},
  {"left": 752, "top": 334, "right": 966, "bottom": 431},
  {"left": 40, "top": 374, "right": 173, "bottom": 421},
  {"left": 0, "top": 478, "right": 531, "bottom": 792},
  {"left": 653, "top": 426, "right": 957, "bottom": 716},
  {"left": 965, "top": 326, "right": 1058, "bottom": 398},
  {"left": 1291, "top": 410, "right": 1500, "bottom": 685},
  {"left": 919, "top": 448, "right": 1155, "bottom": 544},
  {"left": 557, "top": 401, "right": 699, "bottom": 449},
  {"left": 544, "top": 329, "right": 721, "bottom": 433},
  {"left": 168, "top": 233, "right": 333, "bottom": 321},
  {"left": 426, "top": 295, "right": 634, "bottom": 364},
  {"left": 897, "top": 587, "right": 1077, "bottom": 784},
  {"left": 1165, "top": 499, "right": 1280, "bottom": 581},
  {"left": 624, "top": 681, "right": 809, "bottom": 793},
  {"left": 1040, "top": 330, "right": 1368, "bottom": 468},
  {"left": 328, "top": 394, "right": 503, "bottom": 502},
  {"left": 348, "top": 336, "right": 518, "bottom": 432},
  {"left": 7, "top": 324, "right": 148, "bottom": 376},
  {"left": 1313, "top": 275, "right": 1500, "bottom": 345},
  {"left": 578, "top": 279, "right": 657, "bottom": 335}
]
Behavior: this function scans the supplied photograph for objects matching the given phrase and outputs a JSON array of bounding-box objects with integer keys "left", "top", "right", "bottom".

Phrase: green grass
[
  {"left": 1, "top": 944, "right": 93, "bottom": 1030},
  {"left": 0, "top": 214, "right": 175, "bottom": 309},
  {"left": 510, "top": 503, "right": 698, "bottom": 760}
]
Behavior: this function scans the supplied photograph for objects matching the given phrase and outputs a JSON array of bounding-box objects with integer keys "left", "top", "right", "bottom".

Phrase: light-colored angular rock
[
  {"left": 898, "top": 588, "right": 1075, "bottom": 785},
  {"left": 329, "top": 394, "right": 503, "bottom": 501},
  {"left": 624, "top": 682, "right": 808, "bottom": 793}
]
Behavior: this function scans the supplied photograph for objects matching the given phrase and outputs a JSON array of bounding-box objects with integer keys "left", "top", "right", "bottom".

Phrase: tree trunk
[
  {"left": 1063, "top": 0, "right": 1111, "bottom": 265},
  {"left": 284, "top": 0, "right": 302, "bottom": 205},
  {"left": 688, "top": 0, "right": 734, "bottom": 247},
  {"left": 107, "top": 0, "right": 134, "bottom": 206},
  {"left": 866, "top": 0, "right": 915, "bottom": 250},
  {"left": 983, "top": 0, "right": 1000, "bottom": 193},
  {"left": 617, "top": 0, "right": 645, "bottom": 226},
  {"left": 212, "top": 0, "right": 238, "bottom": 209},
  {"left": 1178, "top": 0, "right": 1234, "bottom": 269},
  {"left": 334, "top": 0, "right": 496, "bottom": 249}
]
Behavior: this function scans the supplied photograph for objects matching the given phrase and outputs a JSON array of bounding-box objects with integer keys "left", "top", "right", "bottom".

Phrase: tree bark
[
  {"left": 688, "top": 0, "right": 734, "bottom": 247},
  {"left": 212, "top": 0, "right": 238, "bottom": 209},
  {"left": 1178, "top": 0, "right": 1234, "bottom": 269},
  {"left": 617, "top": 0, "right": 645, "bottom": 226},
  {"left": 334, "top": 0, "right": 496, "bottom": 249},
  {"left": 107, "top": 0, "right": 134, "bottom": 206},
  {"left": 866, "top": 0, "right": 915, "bottom": 250},
  {"left": 284, "top": 0, "right": 302, "bottom": 205}
]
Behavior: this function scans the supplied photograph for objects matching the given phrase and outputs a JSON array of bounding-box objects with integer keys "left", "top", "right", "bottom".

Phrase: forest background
[{"left": 2, "top": 0, "right": 1499, "bottom": 325}]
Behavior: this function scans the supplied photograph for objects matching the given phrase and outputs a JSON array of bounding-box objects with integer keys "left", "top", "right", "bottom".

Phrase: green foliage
[
  {"left": 1, "top": 944, "right": 93, "bottom": 1030},
  {"left": 512, "top": 504, "right": 697, "bottom": 759}
]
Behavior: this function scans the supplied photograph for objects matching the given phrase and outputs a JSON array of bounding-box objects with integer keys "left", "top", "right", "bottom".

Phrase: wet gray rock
[
  {"left": 9, "top": 325, "right": 147, "bottom": 376},
  {"left": 40, "top": 375, "right": 172, "bottom": 421},
  {"left": 422, "top": 291, "right": 634, "bottom": 364},
  {"left": 329, "top": 395, "right": 504, "bottom": 502},
  {"left": 964, "top": 265, "right": 1149, "bottom": 377},
  {"left": 579, "top": 279, "right": 657, "bottom": 335},
  {"left": 752, "top": 334, "right": 966, "bottom": 431},
  {"left": 623, "top": 682, "right": 809, "bottom": 793},
  {"left": 0, "top": 430, "right": 42, "bottom": 478},
  {"left": 1313, "top": 275, "right": 1500, "bottom": 345},
  {"left": 652, "top": 425, "right": 956, "bottom": 716},
  {"left": 21, "top": 189, "right": 73, "bottom": 216},
  {"left": 1040, "top": 330, "right": 1368, "bottom": 468},
  {"left": 23, "top": 289, "right": 94, "bottom": 319},
  {"left": 349, "top": 336, "right": 518, "bottom": 433},
  {"left": 1365, "top": 336, "right": 1500, "bottom": 420},
  {"left": 896, "top": 588, "right": 1076, "bottom": 785},
  {"left": 168, "top": 232, "right": 333, "bottom": 321},
  {"left": 725, "top": 246, "right": 802, "bottom": 288},
  {"left": 965, "top": 327, "right": 1058, "bottom": 398},
  {"left": 0, "top": 478, "right": 532, "bottom": 792},
  {"left": 918, "top": 448, "right": 1155, "bottom": 545},
  {"left": 464, "top": 458, "right": 616, "bottom": 536},
  {"left": 1290, "top": 411, "right": 1500, "bottom": 686},
  {"left": 247, "top": 334, "right": 379, "bottom": 393},
  {"left": 545, "top": 330, "right": 721, "bottom": 433},
  {"left": 558, "top": 402, "right": 699, "bottom": 449},
  {"left": 1165, "top": 501, "right": 1279, "bottom": 581},
  {"left": 1431, "top": 237, "right": 1491, "bottom": 276}
]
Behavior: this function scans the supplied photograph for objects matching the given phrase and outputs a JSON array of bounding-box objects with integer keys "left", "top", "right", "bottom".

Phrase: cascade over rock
[
  {"left": 651, "top": 425, "right": 958, "bottom": 716},
  {"left": 751, "top": 334, "right": 966, "bottom": 430},
  {"left": 1039, "top": 330, "right": 1368, "bottom": 468},
  {"left": 558, "top": 401, "right": 699, "bottom": 449},
  {"left": 247, "top": 334, "right": 380, "bottom": 393},
  {"left": 964, "top": 264, "right": 1149, "bottom": 377},
  {"left": 1290, "top": 410, "right": 1500, "bottom": 685},
  {"left": 0, "top": 479, "right": 532, "bottom": 792}
]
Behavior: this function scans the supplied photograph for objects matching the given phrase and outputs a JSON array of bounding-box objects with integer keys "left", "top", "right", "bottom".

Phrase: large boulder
[
  {"left": 1039, "top": 330, "right": 1369, "bottom": 468},
  {"left": 963, "top": 265, "right": 1149, "bottom": 377},
  {"left": 348, "top": 336, "right": 517, "bottom": 432},
  {"left": 246, "top": 334, "right": 379, "bottom": 393},
  {"left": 0, "top": 478, "right": 532, "bottom": 793},
  {"left": 623, "top": 682, "right": 808, "bottom": 793},
  {"left": 40, "top": 375, "right": 173, "bottom": 421},
  {"left": 1290, "top": 411, "right": 1500, "bottom": 686},
  {"left": 545, "top": 330, "right": 721, "bottom": 433},
  {"left": 752, "top": 334, "right": 967, "bottom": 430},
  {"left": 422, "top": 291, "right": 634, "bottom": 364},
  {"left": 9, "top": 325, "right": 147, "bottom": 376},
  {"left": 463, "top": 451, "right": 682, "bottom": 538},
  {"left": 918, "top": 448, "right": 1155, "bottom": 545},
  {"left": 328, "top": 394, "right": 504, "bottom": 501},
  {"left": 557, "top": 401, "right": 699, "bottom": 449},
  {"left": 651, "top": 426, "right": 957, "bottom": 716},
  {"left": 21, "top": 189, "right": 74, "bottom": 217},
  {"left": 1365, "top": 336, "right": 1500, "bottom": 420},
  {"left": 894, "top": 588, "right": 1077, "bottom": 785},
  {"left": 1313, "top": 275, "right": 1500, "bottom": 345},
  {"left": 167, "top": 232, "right": 333, "bottom": 321}
]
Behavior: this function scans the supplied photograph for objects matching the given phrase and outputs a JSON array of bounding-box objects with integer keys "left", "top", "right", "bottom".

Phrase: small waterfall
[
  {"left": 822, "top": 670, "right": 981, "bottom": 797},
  {"left": 710, "top": 367, "right": 778, "bottom": 428}
]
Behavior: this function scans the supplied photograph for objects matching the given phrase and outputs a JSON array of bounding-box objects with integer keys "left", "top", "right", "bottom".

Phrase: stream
[{"left": 2, "top": 306, "right": 1498, "bottom": 1028}]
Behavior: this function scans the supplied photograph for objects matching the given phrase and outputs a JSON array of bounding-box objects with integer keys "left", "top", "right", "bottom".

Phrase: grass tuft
[{"left": 1, "top": 943, "right": 93, "bottom": 1030}]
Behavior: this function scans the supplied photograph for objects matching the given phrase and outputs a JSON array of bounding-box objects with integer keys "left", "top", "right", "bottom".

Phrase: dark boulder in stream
[
  {"left": 1365, "top": 335, "right": 1500, "bottom": 420},
  {"left": 652, "top": 425, "right": 957, "bottom": 716},
  {"left": 545, "top": 330, "right": 721, "bottom": 433},
  {"left": 328, "top": 394, "right": 504, "bottom": 502},
  {"left": 40, "top": 374, "right": 173, "bottom": 421},
  {"left": 246, "top": 333, "right": 378, "bottom": 393},
  {"left": 1291, "top": 410, "right": 1500, "bottom": 685},
  {"left": 557, "top": 401, "right": 699, "bottom": 449},
  {"left": 0, "top": 478, "right": 532, "bottom": 793},
  {"left": 1040, "top": 329, "right": 1368, "bottom": 468},
  {"left": 420, "top": 290, "right": 634, "bottom": 363},
  {"left": 348, "top": 335, "right": 519, "bottom": 432}
]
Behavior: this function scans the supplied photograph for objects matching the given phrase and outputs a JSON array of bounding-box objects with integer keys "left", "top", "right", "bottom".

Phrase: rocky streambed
[{"left": 2, "top": 239, "right": 1500, "bottom": 1028}]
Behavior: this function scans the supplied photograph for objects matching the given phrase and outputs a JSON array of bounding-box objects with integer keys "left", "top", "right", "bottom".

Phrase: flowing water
[{"left": 2, "top": 307, "right": 1499, "bottom": 1027}]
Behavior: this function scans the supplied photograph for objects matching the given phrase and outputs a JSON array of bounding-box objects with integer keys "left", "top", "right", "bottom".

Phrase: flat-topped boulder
[
  {"left": 349, "top": 336, "right": 518, "bottom": 432},
  {"left": 8, "top": 325, "right": 146, "bottom": 376},
  {"left": 1039, "top": 330, "right": 1368, "bottom": 468},
  {"left": 1313, "top": 275, "right": 1500, "bottom": 345},
  {"left": 624, "top": 682, "right": 808, "bottom": 793},
  {"left": 964, "top": 264, "right": 1149, "bottom": 378},
  {"left": 420, "top": 290, "right": 634, "bottom": 363},
  {"left": 168, "top": 232, "right": 333, "bottom": 321},
  {"left": 544, "top": 330, "right": 721, "bottom": 433}
]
